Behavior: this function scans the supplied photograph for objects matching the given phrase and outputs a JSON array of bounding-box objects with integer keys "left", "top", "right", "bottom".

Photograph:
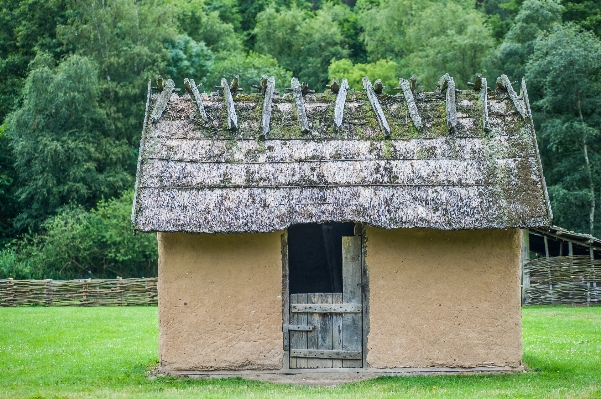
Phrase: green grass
[{"left": 0, "top": 306, "right": 599, "bottom": 398}]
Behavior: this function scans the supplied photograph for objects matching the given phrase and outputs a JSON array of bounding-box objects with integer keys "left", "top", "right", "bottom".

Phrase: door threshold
[{"left": 159, "top": 366, "right": 525, "bottom": 385}]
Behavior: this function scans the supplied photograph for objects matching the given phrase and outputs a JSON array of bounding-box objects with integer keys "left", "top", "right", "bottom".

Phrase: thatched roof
[{"left": 131, "top": 75, "right": 552, "bottom": 233}]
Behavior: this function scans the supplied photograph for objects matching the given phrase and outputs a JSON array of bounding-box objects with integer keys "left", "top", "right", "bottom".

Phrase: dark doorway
[{"left": 288, "top": 222, "right": 355, "bottom": 294}]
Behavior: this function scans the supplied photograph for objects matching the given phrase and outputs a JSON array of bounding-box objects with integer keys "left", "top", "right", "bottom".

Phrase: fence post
[
  {"left": 7, "top": 278, "right": 14, "bottom": 306},
  {"left": 82, "top": 279, "right": 90, "bottom": 306},
  {"left": 45, "top": 279, "right": 53, "bottom": 307},
  {"left": 117, "top": 276, "right": 123, "bottom": 306}
]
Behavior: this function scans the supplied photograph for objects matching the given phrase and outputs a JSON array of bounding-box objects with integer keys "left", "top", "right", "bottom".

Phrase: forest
[{"left": 0, "top": 0, "right": 600, "bottom": 279}]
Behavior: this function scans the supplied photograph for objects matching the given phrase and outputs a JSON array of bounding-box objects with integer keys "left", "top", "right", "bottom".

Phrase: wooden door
[{"left": 287, "top": 236, "right": 362, "bottom": 368}]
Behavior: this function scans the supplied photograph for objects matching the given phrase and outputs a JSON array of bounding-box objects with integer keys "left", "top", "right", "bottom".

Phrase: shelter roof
[{"left": 131, "top": 75, "right": 552, "bottom": 233}]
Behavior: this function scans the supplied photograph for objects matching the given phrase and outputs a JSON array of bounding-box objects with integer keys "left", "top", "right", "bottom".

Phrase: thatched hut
[{"left": 132, "top": 74, "right": 551, "bottom": 373}]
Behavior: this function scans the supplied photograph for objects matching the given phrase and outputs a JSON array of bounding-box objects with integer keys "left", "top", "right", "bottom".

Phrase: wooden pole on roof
[
  {"left": 333, "top": 79, "right": 349, "bottom": 130},
  {"left": 259, "top": 76, "right": 275, "bottom": 140},
  {"left": 220, "top": 78, "right": 238, "bottom": 130},
  {"left": 291, "top": 78, "right": 311, "bottom": 134},
  {"left": 362, "top": 76, "right": 390, "bottom": 137}
]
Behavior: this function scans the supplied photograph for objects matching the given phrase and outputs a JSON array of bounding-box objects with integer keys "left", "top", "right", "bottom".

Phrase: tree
[
  {"left": 58, "top": 0, "right": 176, "bottom": 144},
  {"left": 168, "top": 0, "right": 243, "bottom": 56},
  {"left": 5, "top": 54, "right": 132, "bottom": 230},
  {"left": 489, "top": 0, "right": 563, "bottom": 81},
  {"left": 254, "top": 6, "right": 349, "bottom": 89},
  {"left": 204, "top": 51, "right": 292, "bottom": 91},
  {"left": 0, "top": 0, "right": 71, "bottom": 123},
  {"left": 321, "top": 2, "right": 367, "bottom": 63},
  {"left": 402, "top": 1, "right": 494, "bottom": 89},
  {"left": 0, "top": 125, "right": 20, "bottom": 247},
  {"left": 166, "top": 34, "right": 214, "bottom": 85},
  {"left": 563, "top": 0, "right": 601, "bottom": 37},
  {"left": 0, "top": 190, "right": 158, "bottom": 279},
  {"left": 358, "top": 0, "right": 494, "bottom": 89},
  {"left": 526, "top": 24, "right": 601, "bottom": 235},
  {"left": 328, "top": 58, "right": 398, "bottom": 93}
]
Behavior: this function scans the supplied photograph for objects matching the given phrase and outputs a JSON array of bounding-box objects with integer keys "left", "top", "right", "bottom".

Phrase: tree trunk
[{"left": 578, "top": 95, "right": 595, "bottom": 235}]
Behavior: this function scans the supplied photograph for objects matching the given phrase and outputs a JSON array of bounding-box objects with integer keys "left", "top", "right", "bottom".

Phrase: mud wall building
[{"left": 132, "top": 74, "right": 551, "bottom": 372}]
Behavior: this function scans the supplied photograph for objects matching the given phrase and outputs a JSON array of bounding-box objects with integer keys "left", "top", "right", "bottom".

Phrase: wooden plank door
[{"left": 288, "top": 235, "right": 362, "bottom": 368}]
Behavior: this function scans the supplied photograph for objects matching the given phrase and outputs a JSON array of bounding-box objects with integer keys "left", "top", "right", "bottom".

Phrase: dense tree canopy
[
  {"left": 1, "top": 0, "right": 600, "bottom": 277},
  {"left": 5, "top": 54, "right": 132, "bottom": 230},
  {"left": 526, "top": 24, "right": 601, "bottom": 235}
]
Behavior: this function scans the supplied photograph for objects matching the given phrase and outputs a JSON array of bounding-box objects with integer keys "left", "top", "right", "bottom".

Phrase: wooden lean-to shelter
[{"left": 132, "top": 73, "right": 552, "bottom": 373}]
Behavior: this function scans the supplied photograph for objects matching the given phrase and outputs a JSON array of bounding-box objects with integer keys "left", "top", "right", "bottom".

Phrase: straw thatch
[{"left": 131, "top": 75, "right": 552, "bottom": 233}]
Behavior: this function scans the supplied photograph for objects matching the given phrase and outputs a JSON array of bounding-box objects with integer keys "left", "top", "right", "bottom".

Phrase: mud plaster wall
[
  {"left": 157, "top": 231, "right": 284, "bottom": 371},
  {"left": 366, "top": 227, "right": 522, "bottom": 368}
]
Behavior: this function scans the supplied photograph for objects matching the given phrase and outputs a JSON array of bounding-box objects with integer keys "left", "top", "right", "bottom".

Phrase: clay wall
[
  {"left": 157, "top": 231, "right": 284, "bottom": 371},
  {"left": 365, "top": 227, "right": 522, "bottom": 368}
]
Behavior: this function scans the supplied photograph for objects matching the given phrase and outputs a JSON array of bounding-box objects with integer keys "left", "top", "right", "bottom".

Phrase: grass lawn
[{"left": 0, "top": 306, "right": 599, "bottom": 398}]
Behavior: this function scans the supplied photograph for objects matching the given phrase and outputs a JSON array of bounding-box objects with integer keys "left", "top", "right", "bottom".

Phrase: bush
[{"left": 0, "top": 191, "right": 157, "bottom": 279}]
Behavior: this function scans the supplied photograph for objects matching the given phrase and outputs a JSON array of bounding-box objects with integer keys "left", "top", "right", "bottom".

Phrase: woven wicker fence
[
  {"left": 0, "top": 278, "right": 157, "bottom": 306},
  {"left": 523, "top": 256, "right": 601, "bottom": 305}
]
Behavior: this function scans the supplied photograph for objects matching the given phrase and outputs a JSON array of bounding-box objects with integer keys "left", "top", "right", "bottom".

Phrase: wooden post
[
  {"left": 259, "top": 76, "right": 275, "bottom": 140},
  {"left": 150, "top": 78, "right": 175, "bottom": 122},
  {"left": 569, "top": 242, "right": 574, "bottom": 256},
  {"left": 559, "top": 241, "right": 563, "bottom": 256},
  {"left": 281, "top": 231, "right": 290, "bottom": 369},
  {"left": 480, "top": 77, "right": 490, "bottom": 131},
  {"left": 45, "top": 279, "right": 53, "bottom": 307},
  {"left": 521, "top": 229, "right": 530, "bottom": 304},
  {"left": 82, "top": 279, "right": 90, "bottom": 306},
  {"left": 184, "top": 78, "right": 208, "bottom": 121},
  {"left": 333, "top": 79, "right": 349, "bottom": 130},
  {"left": 445, "top": 77, "right": 458, "bottom": 133},
  {"left": 342, "top": 236, "right": 362, "bottom": 368},
  {"left": 398, "top": 78, "right": 422, "bottom": 129},
  {"left": 362, "top": 77, "right": 390, "bottom": 137},
  {"left": 291, "top": 78, "right": 310, "bottom": 134},
  {"left": 544, "top": 236, "right": 550, "bottom": 258},
  {"left": 221, "top": 78, "right": 238, "bottom": 130},
  {"left": 117, "top": 276, "right": 123, "bottom": 306},
  {"left": 7, "top": 278, "right": 14, "bottom": 307}
]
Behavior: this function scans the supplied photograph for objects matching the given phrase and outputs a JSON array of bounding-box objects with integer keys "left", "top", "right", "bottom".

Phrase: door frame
[{"left": 281, "top": 223, "right": 369, "bottom": 370}]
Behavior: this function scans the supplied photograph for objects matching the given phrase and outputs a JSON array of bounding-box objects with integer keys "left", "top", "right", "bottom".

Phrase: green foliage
[
  {"left": 489, "top": 0, "right": 563, "bottom": 81},
  {"left": 0, "top": 0, "right": 71, "bottom": 122},
  {"left": 321, "top": 2, "right": 367, "bottom": 63},
  {"left": 168, "top": 0, "right": 243, "bottom": 56},
  {"left": 402, "top": 1, "right": 494, "bottom": 89},
  {"left": 204, "top": 51, "right": 293, "bottom": 91},
  {"left": 526, "top": 23, "right": 601, "bottom": 235},
  {"left": 6, "top": 54, "right": 132, "bottom": 230},
  {"left": 0, "top": 125, "right": 20, "bottom": 247},
  {"left": 563, "top": 0, "right": 601, "bottom": 37},
  {"left": 58, "top": 0, "right": 176, "bottom": 144},
  {"left": 358, "top": 0, "right": 494, "bottom": 90},
  {"left": 476, "top": 0, "right": 524, "bottom": 41},
  {"left": 166, "top": 34, "right": 214, "bottom": 85},
  {"left": 328, "top": 58, "right": 399, "bottom": 93},
  {"left": 1, "top": 191, "right": 157, "bottom": 279},
  {"left": 1, "top": 307, "right": 601, "bottom": 397},
  {"left": 254, "top": 6, "right": 349, "bottom": 89}
]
